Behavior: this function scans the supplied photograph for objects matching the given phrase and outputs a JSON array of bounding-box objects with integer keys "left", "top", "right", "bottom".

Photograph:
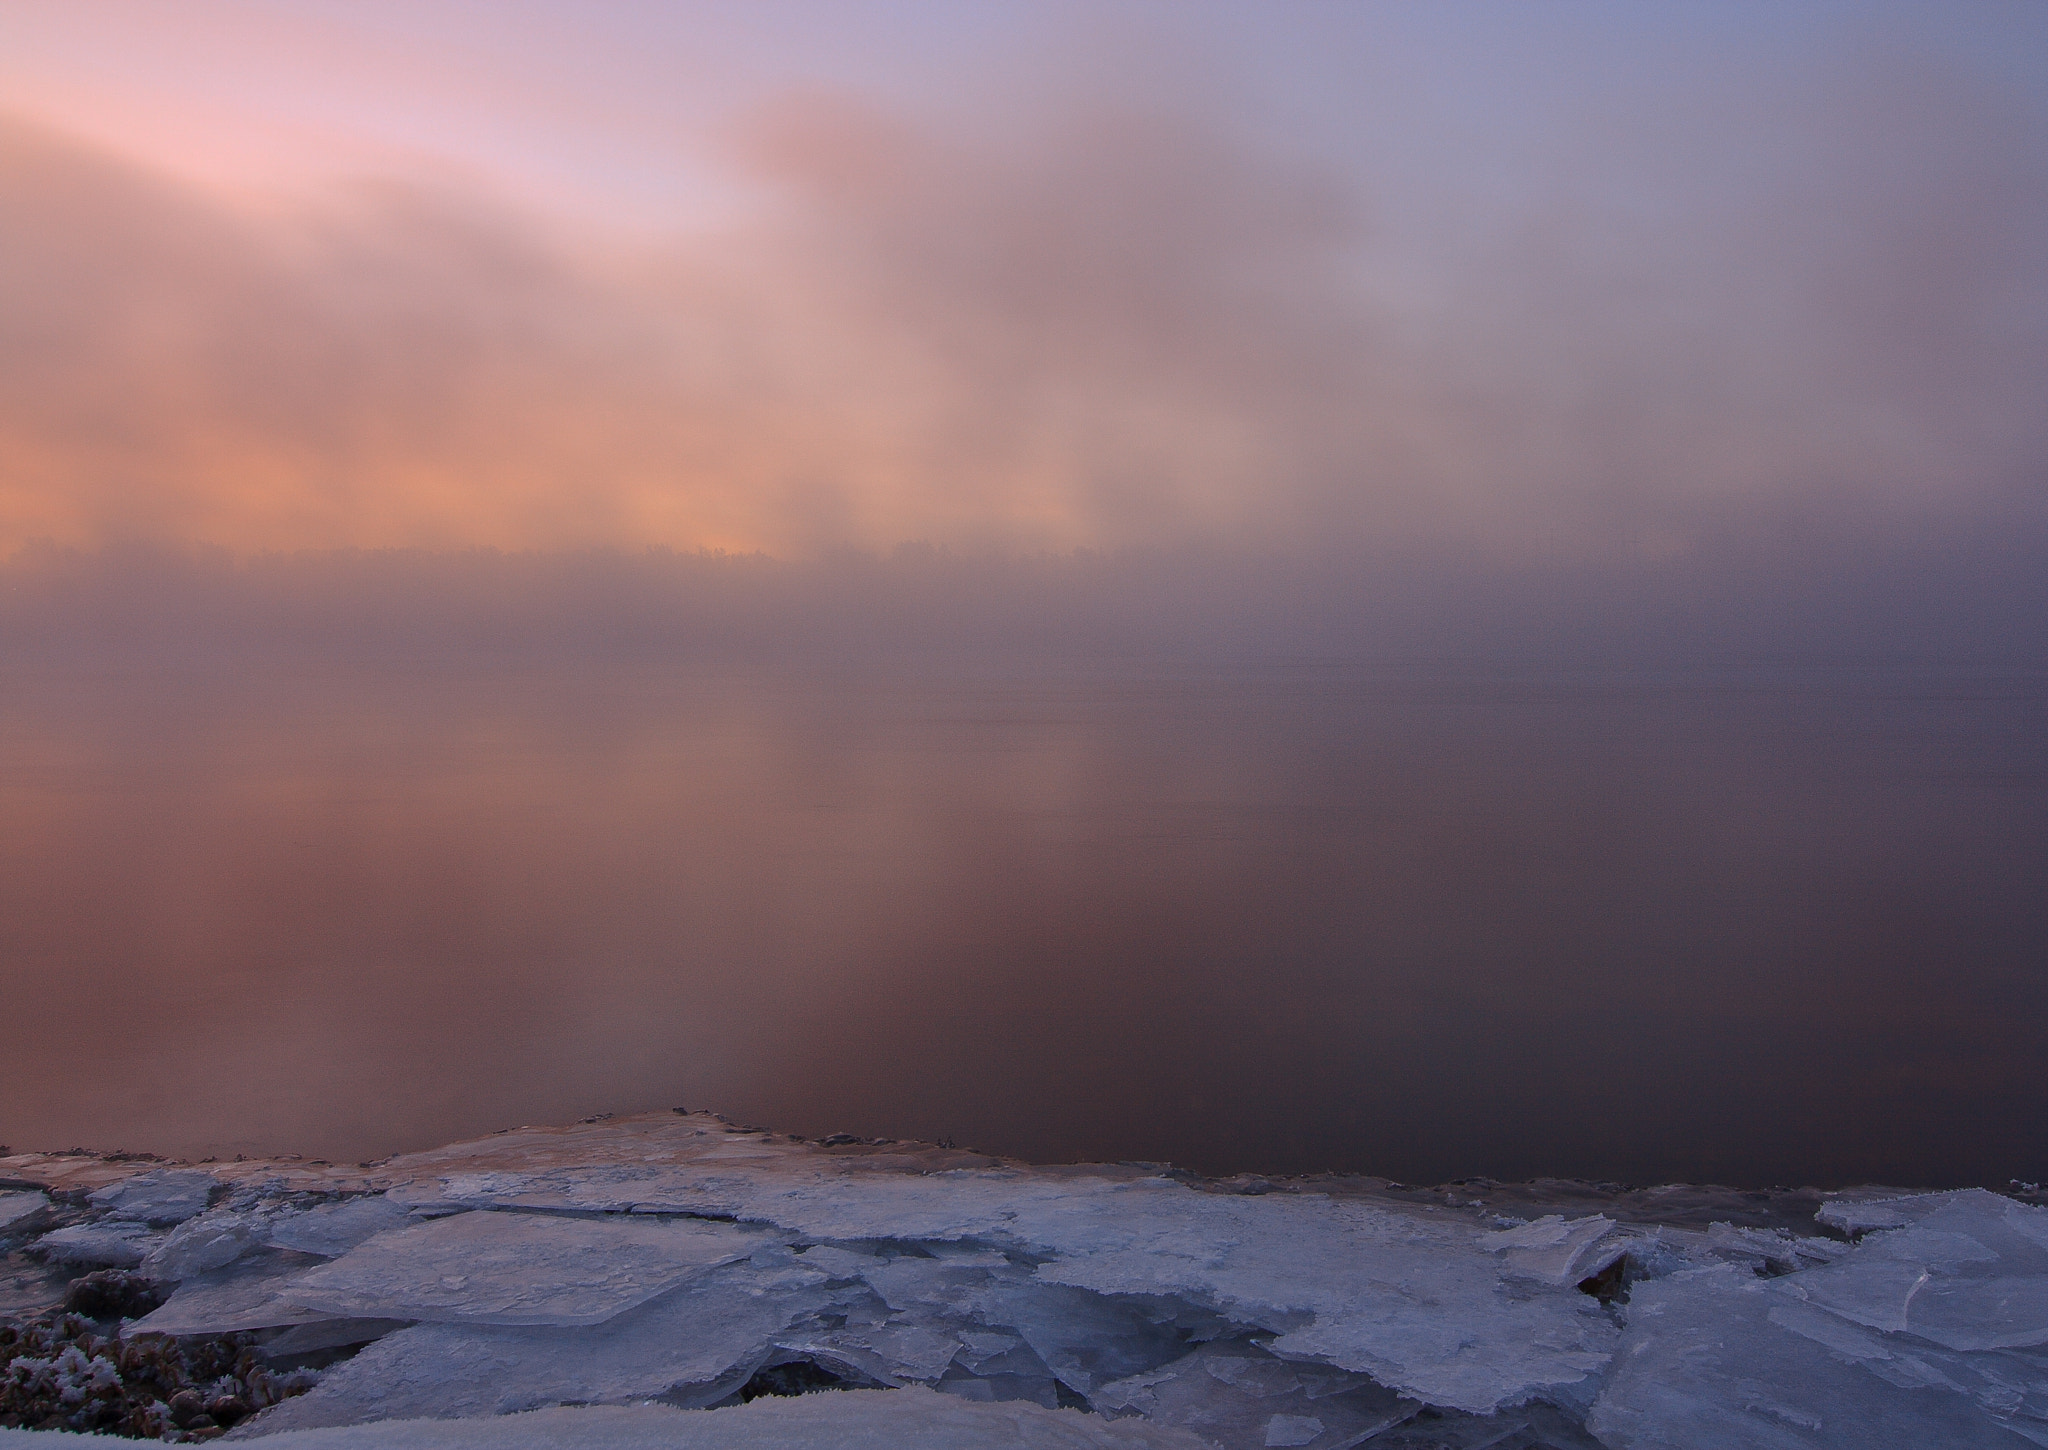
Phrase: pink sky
[{"left": 2, "top": 1, "right": 2043, "bottom": 559}]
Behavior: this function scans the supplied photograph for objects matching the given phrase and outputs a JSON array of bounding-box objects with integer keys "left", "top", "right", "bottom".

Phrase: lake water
[{"left": 2, "top": 659, "right": 2043, "bottom": 1188}]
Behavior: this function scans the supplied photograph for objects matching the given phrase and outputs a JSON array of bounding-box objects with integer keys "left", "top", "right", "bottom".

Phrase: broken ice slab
[
  {"left": 1587, "top": 1262, "right": 2048, "bottom": 1449},
  {"left": 281, "top": 1209, "right": 779, "bottom": 1327},
  {"left": 1355, "top": 1400, "right": 1609, "bottom": 1449},
  {"left": 0, "top": 1191, "right": 49, "bottom": 1235},
  {"left": 86, "top": 1168, "right": 219, "bottom": 1224},
  {"left": 266, "top": 1196, "right": 411, "bottom": 1258},
  {"left": 857, "top": 1252, "right": 1026, "bottom": 1318},
  {"left": 1787, "top": 1189, "right": 2048, "bottom": 1353},
  {"left": 1478, "top": 1214, "right": 1625, "bottom": 1287},
  {"left": 380, "top": 1113, "right": 1620, "bottom": 1411},
  {"left": 771, "top": 1305, "right": 963, "bottom": 1386},
  {"left": 971, "top": 1281, "right": 1188, "bottom": 1397},
  {"left": 1094, "top": 1340, "right": 1412, "bottom": 1450},
  {"left": 33, "top": 1221, "right": 162, "bottom": 1268},
  {"left": 1028, "top": 1182, "right": 1619, "bottom": 1415},
  {"left": 238, "top": 1260, "right": 847, "bottom": 1433},
  {"left": 129, "top": 1248, "right": 337, "bottom": 1335},
  {"left": 144, "top": 1208, "right": 269, "bottom": 1281},
  {"left": 255, "top": 1316, "right": 416, "bottom": 1364},
  {"left": 788, "top": 1243, "right": 880, "bottom": 1280},
  {"left": 1605, "top": 1221, "right": 1853, "bottom": 1286},
  {"left": 1814, "top": 1187, "right": 1980, "bottom": 1236}
]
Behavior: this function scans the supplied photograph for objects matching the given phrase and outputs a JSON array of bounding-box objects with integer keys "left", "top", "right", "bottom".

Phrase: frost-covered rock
[
  {"left": 281, "top": 1210, "right": 779, "bottom": 1327},
  {"left": 86, "top": 1168, "right": 219, "bottom": 1225}
]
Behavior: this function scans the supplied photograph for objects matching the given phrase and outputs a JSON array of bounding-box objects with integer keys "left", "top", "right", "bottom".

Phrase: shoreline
[{"left": 5, "top": 1110, "right": 2045, "bottom": 1446}]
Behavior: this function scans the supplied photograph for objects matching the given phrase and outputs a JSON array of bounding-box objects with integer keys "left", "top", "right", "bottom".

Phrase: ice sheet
[{"left": 281, "top": 1210, "right": 774, "bottom": 1327}]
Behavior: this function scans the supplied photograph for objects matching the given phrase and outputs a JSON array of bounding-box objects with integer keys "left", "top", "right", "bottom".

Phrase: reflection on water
[{"left": 2, "top": 661, "right": 2043, "bottom": 1187}]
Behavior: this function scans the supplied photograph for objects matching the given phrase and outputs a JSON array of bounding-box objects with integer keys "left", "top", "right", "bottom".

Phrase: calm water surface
[{"left": 2, "top": 660, "right": 2043, "bottom": 1187}]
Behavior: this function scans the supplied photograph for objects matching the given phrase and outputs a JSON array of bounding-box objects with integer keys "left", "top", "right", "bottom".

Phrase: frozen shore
[{"left": 3, "top": 1111, "right": 2044, "bottom": 1447}]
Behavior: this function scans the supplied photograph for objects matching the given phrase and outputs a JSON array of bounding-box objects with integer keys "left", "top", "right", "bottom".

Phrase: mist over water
[
  {"left": 3, "top": 6, "right": 2046, "bottom": 1196},
  {"left": 5, "top": 568, "right": 2043, "bottom": 1188}
]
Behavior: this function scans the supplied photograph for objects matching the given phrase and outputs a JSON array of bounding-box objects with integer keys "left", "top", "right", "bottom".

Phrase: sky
[
  {"left": 3, "top": 0, "right": 2044, "bottom": 572},
  {"left": 4, "top": 5, "right": 2048, "bottom": 1182}
]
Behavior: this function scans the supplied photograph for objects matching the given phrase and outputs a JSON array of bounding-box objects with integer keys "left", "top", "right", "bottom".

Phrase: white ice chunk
[
  {"left": 1478, "top": 1214, "right": 1623, "bottom": 1287},
  {"left": 282, "top": 1210, "right": 776, "bottom": 1327},
  {"left": 86, "top": 1168, "right": 219, "bottom": 1224},
  {"left": 1587, "top": 1262, "right": 2048, "bottom": 1448},
  {"left": 267, "top": 1197, "right": 412, "bottom": 1258},
  {"left": 242, "top": 1261, "right": 846, "bottom": 1432},
  {"left": 1094, "top": 1341, "right": 1410, "bottom": 1450},
  {"left": 0, "top": 1190, "right": 49, "bottom": 1234},
  {"left": 33, "top": 1221, "right": 162, "bottom": 1268}
]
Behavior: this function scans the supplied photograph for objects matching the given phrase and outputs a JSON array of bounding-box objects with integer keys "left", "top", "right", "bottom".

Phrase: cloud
[{"left": 2, "top": 35, "right": 2044, "bottom": 567}]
